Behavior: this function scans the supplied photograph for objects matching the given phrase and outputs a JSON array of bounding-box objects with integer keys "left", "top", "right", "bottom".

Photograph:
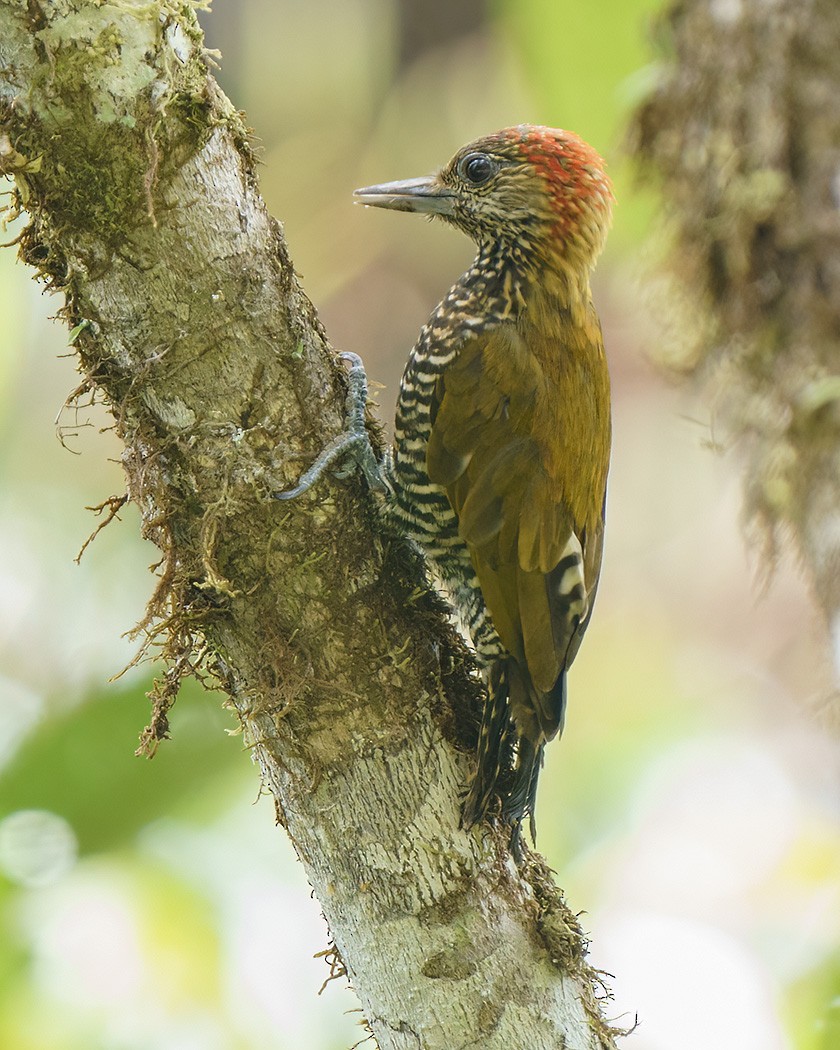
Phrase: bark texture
[
  {"left": 0, "top": 2, "right": 619, "bottom": 1047},
  {"left": 632, "top": 0, "right": 840, "bottom": 694}
]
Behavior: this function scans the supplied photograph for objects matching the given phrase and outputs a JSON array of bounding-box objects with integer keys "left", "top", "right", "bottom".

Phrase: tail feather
[
  {"left": 461, "top": 661, "right": 512, "bottom": 828},
  {"left": 503, "top": 736, "right": 544, "bottom": 850},
  {"left": 462, "top": 657, "right": 567, "bottom": 854}
]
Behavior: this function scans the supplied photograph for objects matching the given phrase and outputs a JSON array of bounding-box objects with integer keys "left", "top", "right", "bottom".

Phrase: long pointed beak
[{"left": 353, "top": 176, "right": 455, "bottom": 216}]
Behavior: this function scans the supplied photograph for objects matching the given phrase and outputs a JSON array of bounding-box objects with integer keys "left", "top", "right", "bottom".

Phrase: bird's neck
[{"left": 470, "top": 238, "right": 593, "bottom": 327}]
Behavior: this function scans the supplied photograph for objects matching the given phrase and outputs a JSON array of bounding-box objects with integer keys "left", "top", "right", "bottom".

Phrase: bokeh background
[{"left": 1, "top": 1, "right": 839, "bottom": 1048}]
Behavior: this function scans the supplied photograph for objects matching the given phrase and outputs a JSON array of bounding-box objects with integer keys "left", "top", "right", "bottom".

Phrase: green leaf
[
  {"left": 67, "top": 320, "right": 91, "bottom": 344},
  {"left": 0, "top": 677, "right": 246, "bottom": 856}
]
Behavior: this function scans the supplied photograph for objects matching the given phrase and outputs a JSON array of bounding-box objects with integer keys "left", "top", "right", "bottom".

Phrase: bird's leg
[{"left": 273, "top": 352, "right": 389, "bottom": 500}]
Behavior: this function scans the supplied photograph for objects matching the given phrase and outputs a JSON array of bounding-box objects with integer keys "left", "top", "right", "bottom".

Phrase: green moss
[
  {"left": 22, "top": 116, "right": 151, "bottom": 243},
  {"left": 4, "top": 2, "right": 237, "bottom": 276}
]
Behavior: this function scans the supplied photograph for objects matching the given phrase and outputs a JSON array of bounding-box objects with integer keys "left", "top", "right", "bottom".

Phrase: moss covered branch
[
  {"left": 633, "top": 0, "right": 840, "bottom": 698},
  {"left": 0, "top": 2, "right": 620, "bottom": 1046}
]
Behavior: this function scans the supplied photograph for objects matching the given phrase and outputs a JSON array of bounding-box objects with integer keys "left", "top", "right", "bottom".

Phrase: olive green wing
[{"left": 427, "top": 326, "right": 600, "bottom": 739}]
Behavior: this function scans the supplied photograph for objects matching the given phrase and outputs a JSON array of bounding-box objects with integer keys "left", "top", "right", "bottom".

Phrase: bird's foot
[{"left": 273, "top": 352, "right": 388, "bottom": 500}]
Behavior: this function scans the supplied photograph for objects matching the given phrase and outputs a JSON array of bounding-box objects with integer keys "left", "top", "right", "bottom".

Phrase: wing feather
[{"left": 427, "top": 324, "right": 605, "bottom": 739}]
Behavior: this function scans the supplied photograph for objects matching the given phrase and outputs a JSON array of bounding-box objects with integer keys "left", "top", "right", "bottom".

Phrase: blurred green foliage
[
  {"left": 497, "top": 0, "right": 663, "bottom": 249},
  {"left": 497, "top": 0, "right": 661, "bottom": 146},
  {"left": 786, "top": 953, "right": 840, "bottom": 1050},
  {"left": 0, "top": 679, "right": 241, "bottom": 856}
]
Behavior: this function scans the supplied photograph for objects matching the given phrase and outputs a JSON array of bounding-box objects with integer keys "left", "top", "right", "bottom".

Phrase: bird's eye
[{"left": 458, "top": 153, "right": 497, "bottom": 185}]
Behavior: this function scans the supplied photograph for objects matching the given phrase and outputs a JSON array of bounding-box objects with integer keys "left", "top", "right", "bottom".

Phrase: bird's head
[{"left": 355, "top": 125, "right": 613, "bottom": 277}]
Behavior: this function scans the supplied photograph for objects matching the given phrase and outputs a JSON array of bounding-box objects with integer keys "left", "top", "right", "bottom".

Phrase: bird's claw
[{"left": 273, "top": 352, "right": 387, "bottom": 500}]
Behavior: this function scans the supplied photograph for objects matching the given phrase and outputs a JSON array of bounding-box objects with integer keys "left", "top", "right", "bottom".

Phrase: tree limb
[{"left": 0, "top": 2, "right": 620, "bottom": 1047}]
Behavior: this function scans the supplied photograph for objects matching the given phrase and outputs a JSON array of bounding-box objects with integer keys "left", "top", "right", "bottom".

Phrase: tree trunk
[
  {"left": 0, "top": 3, "right": 619, "bottom": 1047},
  {"left": 632, "top": 0, "right": 840, "bottom": 699}
]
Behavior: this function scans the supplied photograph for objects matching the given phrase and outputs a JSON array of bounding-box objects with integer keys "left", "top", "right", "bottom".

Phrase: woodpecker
[{"left": 279, "top": 125, "right": 613, "bottom": 848}]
